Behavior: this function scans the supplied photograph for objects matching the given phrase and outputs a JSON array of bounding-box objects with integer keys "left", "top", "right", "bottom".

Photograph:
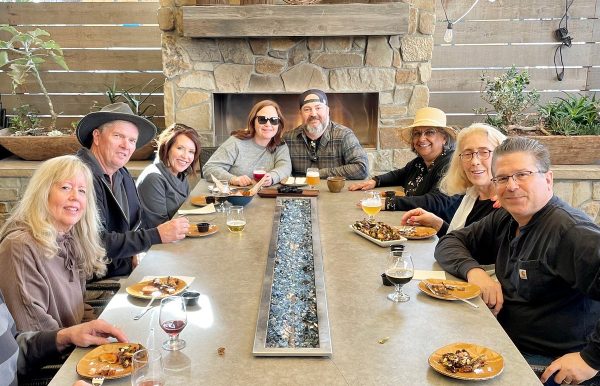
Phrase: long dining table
[{"left": 50, "top": 180, "right": 542, "bottom": 385}]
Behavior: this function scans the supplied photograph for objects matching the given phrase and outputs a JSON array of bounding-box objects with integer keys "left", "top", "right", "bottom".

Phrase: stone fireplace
[{"left": 158, "top": 0, "right": 436, "bottom": 173}]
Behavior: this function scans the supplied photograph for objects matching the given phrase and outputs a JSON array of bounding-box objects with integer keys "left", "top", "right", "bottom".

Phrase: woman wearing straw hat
[{"left": 349, "top": 107, "right": 459, "bottom": 220}]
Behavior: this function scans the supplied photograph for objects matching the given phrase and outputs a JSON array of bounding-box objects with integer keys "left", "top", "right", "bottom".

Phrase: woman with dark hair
[
  {"left": 137, "top": 123, "right": 201, "bottom": 227},
  {"left": 202, "top": 99, "right": 292, "bottom": 187}
]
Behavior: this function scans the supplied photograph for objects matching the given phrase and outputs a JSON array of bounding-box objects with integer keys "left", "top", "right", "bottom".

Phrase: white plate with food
[
  {"left": 280, "top": 177, "right": 308, "bottom": 187},
  {"left": 350, "top": 220, "right": 407, "bottom": 247}
]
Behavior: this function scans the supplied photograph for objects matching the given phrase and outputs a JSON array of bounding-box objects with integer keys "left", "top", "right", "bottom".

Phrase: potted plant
[{"left": 476, "top": 67, "right": 600, "bottom": 165}]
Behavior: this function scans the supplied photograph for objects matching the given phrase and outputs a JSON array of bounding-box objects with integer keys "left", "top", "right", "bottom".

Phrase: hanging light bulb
[{"left": 443, "top": 23, "right": 454, "bottom": 43}]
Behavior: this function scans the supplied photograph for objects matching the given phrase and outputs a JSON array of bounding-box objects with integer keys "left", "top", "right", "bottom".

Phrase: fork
[
  {"left": 426, "top": 282, "right": 479, "bottom": 308},
  {"left": 91, "top": 376, "right": 105, "bottom": 386},
  {"left": 134, "top": 291, "right": 160, "bottom": 320}
]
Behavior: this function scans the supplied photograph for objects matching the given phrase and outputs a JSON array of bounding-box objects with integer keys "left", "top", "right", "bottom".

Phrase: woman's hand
[
  {"left": 466, "top": 268, "right": 503, "bottom": 316},
  {"left": 230, "top": 175, "right": 253, "bottom": 186},
  {"left": 348, "top": 179, "right": 376, "bottom": 191},
  {"left": 260, "top": 173, "right": 273, "bottom": 187},
  {"left": 400, "top": 208, "right": 443, "bottom": 231}
]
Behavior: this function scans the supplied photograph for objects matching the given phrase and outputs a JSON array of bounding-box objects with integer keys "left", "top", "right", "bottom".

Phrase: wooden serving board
[{"left": 257, "top": 188, "right": 319, "bottom": 198}]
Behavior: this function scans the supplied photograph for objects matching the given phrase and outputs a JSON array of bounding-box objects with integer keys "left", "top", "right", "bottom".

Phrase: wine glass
[
  {"left": 253, "top": 165, "right": 266, "bottom": 182},
  {"left": 361, "top": 191, "right": 382, "bottom": 222},
  {"left": 385, "top": 251, "right": 414, "bottom": 303},
  {"left": 226, "top": 205, "right": 246, "bottom": 233},
  {"left": 213, "top": 179, "right": 229, "bottom": 213},
  {"left": 131, "top": 348, "right": 165, "bottom": 386},
  {"left": 159, "top": 296, "right": 187, "bottom": 351},
  {"left": 306, "top": 167, "right": 320, "bottom": 189}
]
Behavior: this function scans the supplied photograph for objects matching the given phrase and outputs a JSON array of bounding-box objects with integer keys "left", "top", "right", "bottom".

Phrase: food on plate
[
  {"left": 439, "top": 349, "right": 486, "bottom": 373},
  {"left": 95, "top": 344, "right": 140, "bottom": 375},
  {"left": 396, "top": 225, "right": 436, "bottom": 238},
  {"left": 353, "top": 220, "right": 404, "bottom": 241},
  {"left": 282, "top": 177, "right": 306, "bottom": 185},
  {"left": 141, "top": 276, "right": 181, "bottom": 296},
  {"left": 427, "top": 281, "right": 466, "bottom": 296},
  {"left": 278, "top": 185, "right": 302, "bottom": 194}
]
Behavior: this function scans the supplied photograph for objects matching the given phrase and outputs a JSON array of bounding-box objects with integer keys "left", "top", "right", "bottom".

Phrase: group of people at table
[{"left": 0, "top": 87, "right": 599, "bottom": 386}]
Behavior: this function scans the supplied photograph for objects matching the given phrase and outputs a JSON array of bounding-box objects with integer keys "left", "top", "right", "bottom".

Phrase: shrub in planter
[{"left": 538, "top": 93, "right": 600, "bottom": 136}]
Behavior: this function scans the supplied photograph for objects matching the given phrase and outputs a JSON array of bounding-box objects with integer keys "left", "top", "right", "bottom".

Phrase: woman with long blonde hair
[
  {"left": 0, "top": 155, "right": 106, "bottom": 331},
  {"left": 401, "top": 123, "right": 506, "bottom": 235}
]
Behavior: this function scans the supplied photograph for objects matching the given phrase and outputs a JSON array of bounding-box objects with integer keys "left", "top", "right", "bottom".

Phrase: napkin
[
  {"left": 413, "top": 270, "right": 446, "bottom": 281},
  {"left": 178, "top": 203, "right": 216, "bottom": 215},
  {"left": 141, "top": 275, "right": 195, "bottom": 287}
]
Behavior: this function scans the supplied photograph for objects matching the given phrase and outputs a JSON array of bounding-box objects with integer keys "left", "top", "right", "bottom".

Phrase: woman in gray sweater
[
  {"left": 202, "top": 100, "right": 292, "bottom": 187},
  {"left": 137, "top": 123, "right": 201, "bottom": 227}
]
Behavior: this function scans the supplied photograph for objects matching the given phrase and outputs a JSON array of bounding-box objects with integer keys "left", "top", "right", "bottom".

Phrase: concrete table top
[{"left": 50, "top": 180, "right": 541, "bottom": 386}]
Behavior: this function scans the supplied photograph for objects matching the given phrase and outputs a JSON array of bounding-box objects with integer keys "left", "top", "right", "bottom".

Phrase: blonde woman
[
  {"left": 401, "top": 123, "right": 507, "bottom": 235},
  {"left": 0, "top": 155, "right": 107, "bottom": 331}
]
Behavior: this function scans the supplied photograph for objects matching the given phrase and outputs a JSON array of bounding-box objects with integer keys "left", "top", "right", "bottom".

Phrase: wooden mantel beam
[{"left": 182, "top": 3, "right": 409, "bottom": 38}]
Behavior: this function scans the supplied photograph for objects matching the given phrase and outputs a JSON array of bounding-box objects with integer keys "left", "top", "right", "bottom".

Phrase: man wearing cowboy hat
[
  {"left": 76, "top": 102, "right": 189, "bottom": 278},
  {"left": 349, "top": 107, "right": 459, "bottom": 222},
  {"left": 283, "top": 89, "right": 368, "bottom": 180}
]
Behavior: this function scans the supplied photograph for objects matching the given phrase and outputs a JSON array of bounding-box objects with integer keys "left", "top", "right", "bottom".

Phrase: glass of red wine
[
  {"left": 159, "top": 296, "right": 187, "bottom": 351},
  {"left": 131, "top": 348, "right": 165, "bottom": 386},
  {"left": 253, "top": 165, "right": 266, "bottom": 182},
  {"left": 385, "top": 251, "right": 414, "bottom": 302}
]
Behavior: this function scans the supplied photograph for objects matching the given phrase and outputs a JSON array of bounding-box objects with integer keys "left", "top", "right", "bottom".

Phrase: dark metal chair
[{"left": 199, "top": 146, "right": 218, "bottom": 179}]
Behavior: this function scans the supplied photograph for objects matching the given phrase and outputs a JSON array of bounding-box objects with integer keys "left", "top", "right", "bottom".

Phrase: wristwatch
[{"left": 371, "top": 175, "right": 380, "bottom": 187}]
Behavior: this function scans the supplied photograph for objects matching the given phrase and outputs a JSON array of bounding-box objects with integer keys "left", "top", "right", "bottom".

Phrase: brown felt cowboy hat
[
  {"left": 399, "top": 107, "right": 457, "bottom": 144},
  {"left": 76, "top": 102, "right": 157, "bottom": 149}
]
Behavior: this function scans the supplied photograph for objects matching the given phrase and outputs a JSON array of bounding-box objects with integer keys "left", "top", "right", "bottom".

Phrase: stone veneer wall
[
  {"left": 158, "top": 0, "right": 436, "bottom": 173},
  {"left": 0, "top": 163, "right": 599, "bottom": 225}
]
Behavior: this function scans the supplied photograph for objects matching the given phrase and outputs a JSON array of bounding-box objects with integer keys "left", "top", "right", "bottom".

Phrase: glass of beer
[
  {"left": 131, "top": 349, "right": 165, "bottom": 386},
  {"left": 385, "top": 251, "right": 414, "bottom": 303},
  {"left": 361, "top": 191, "right": 382, "bottom": 221},
  {"left": 226, "top": 206, "right": 246, "bottom": 233},
  {"left": 306, "top": 168, "right": 320, "bottom": 189}
]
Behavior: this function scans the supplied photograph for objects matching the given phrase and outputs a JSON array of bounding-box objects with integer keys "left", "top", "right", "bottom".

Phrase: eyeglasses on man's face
[
  {"left": 491, "top": 170, "right": 546, "bottom": 186},
  {"left": 411, "top": 128, "right": 439, "bottom": 139},
  {"left": 459, "top": 149, "right": 493, "bottom": 162},
  {"left": 256, "top": 116, "right": 280, "bottom": 125}
]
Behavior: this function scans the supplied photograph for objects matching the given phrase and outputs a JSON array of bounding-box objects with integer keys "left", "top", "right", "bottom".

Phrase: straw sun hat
[{"left": 399, "top": 107, "right": 457, "bottom": 144}]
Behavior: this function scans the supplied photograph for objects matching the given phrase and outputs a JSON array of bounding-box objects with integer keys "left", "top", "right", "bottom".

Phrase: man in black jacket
[
  {"left": 435, "top": 137, "right": 600, "bottom": 385},
  {"left": 76, "top": 103, "right": 189, "bottom": 277}
]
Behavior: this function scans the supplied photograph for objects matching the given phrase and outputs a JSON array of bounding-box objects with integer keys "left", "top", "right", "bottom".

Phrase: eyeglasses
[
  {"left": 491, "top": 170, "right": 546, "bottom": 186},
  {"left": 256, "top": 116, "right": 280, "bottom": 125},
  {"left": 459, "top": 149, "right": 493, "bottom": 162},
  {"left": 411, "top": 129, "right": 438, "bottom": 139}
]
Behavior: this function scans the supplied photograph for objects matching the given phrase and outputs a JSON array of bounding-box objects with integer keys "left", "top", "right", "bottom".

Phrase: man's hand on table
[
  {"left": 348, "top": 179, "right": 376, "bottom": 191},
  {"left": 158, "top": 217, "right": 190, "bottom": 243},
  {"left": 466, "top": 268, "right": 503, "bottom": 315},
  {"left": 231, "top": 175, "right": 253, "bottom": 186},
  {"left": 541, "top": 352, "right": 599, "bottom": 385},
  {"left": 56, "top": 319, "right": 128, "bottom": 351}
]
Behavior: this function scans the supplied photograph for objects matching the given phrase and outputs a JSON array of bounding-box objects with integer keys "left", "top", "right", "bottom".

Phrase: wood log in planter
[
  {"left": 0, "top": 135, "right": 155, "bottom": 161},
  {"left": 528, "top": 135, "right": 600, "bottom": 165}
]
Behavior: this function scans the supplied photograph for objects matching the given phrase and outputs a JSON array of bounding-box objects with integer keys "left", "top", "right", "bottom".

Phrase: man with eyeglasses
[
  {"left": 283, "top": 89, "right": 368, "bottom": 179},
  {"left": 435, "top": 137, "right": 600, "bottom": 386}
]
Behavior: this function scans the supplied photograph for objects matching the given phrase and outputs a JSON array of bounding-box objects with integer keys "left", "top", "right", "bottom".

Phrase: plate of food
[
  {"left": 187, "top": 224, "right": 218, "bottom": 238},
  {"left": 419, "top": 279, "right": 481, "bottom": 301},
  {"left": 126, "top": 276, "right": 188, "bottom": 299},
  {"left": 190, "top": 195, "right": 215, "bottom": 207},
  {"left": 428, "top": 342, "right": 504, "bottom": 381},
  {"left": 395, "top": 225, "right": 437, "bottom": 239},
  {"left": 350, "top": 220, "right": 407, "bottom": 247},
  {"left": 76, "top": 342, "right": 142, "bottom": 379},
  {"left": 281, "top": 176, "right": 307, "bottom": 187}
]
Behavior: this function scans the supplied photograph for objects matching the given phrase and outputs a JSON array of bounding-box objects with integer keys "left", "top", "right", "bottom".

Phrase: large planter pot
[
  {"left": 529, "top": 135, "right": 600, "bottom": 165},
  {"left": 0, "top": 134, "right": 155, "bottom": 161}
]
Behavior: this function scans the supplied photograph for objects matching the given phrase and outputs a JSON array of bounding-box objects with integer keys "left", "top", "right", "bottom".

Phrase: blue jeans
[{"left": 523, "top": 352, "right": 600, "bottom": 386}]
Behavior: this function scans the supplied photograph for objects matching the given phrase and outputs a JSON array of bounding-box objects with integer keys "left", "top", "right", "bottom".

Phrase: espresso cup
[{"left": 326, "top": 176, "right": 346, "bottom": 193}]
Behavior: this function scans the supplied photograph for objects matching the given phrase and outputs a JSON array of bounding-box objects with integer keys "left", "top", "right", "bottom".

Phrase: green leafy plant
[
  {"left": 0, "top": 25, "right": 69, "bottom": 130},
  {"left": 475, "top": 66, "right": 540, "bottom": 132},
  {"left": 538, "top": 93, "right": 600, "bottom": 136},
  {"left": 93, "top": 79, "right": 162, "bottom": 123},
  {"left": 9, "top": 104, "right": 41, "bottom": 135}
]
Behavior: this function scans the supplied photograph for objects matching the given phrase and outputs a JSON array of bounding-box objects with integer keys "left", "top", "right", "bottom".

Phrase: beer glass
[
  {"left": 131, "top": 349, "right": 165, "bottom": 386},
  {"left": 361, "top": 191, "right": 382, "bottom": 221},
  {"left": 226, "top": 206, "right": 246, "bottom": 233},
  {"left": 306, "top": 168, "right": 320, "bottom": 189},
  {"left": 385, "top": 251, "right": 414, "bottom": 303}
]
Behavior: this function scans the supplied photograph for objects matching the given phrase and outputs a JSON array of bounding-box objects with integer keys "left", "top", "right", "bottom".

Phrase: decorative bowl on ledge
[{"left": 0, "top": 133, "right": 155, "bottom": 161}]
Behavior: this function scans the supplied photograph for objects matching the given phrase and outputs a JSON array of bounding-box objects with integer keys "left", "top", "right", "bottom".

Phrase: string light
[
  {"left": 443, "top": 23, "right": 453, "bottom": 43},
  {"left": 439, "top": 0, "right": 483, "bottom": 43}
]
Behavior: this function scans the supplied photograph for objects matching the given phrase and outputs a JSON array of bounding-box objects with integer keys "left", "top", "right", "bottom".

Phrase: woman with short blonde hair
[{"left": 0, "top": 155, "right": 106, "bottom": 331}]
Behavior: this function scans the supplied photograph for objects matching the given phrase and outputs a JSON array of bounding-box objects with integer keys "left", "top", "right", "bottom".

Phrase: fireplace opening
[{"left": 213, "top": 93, "right": 378, "bottom": 148}]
